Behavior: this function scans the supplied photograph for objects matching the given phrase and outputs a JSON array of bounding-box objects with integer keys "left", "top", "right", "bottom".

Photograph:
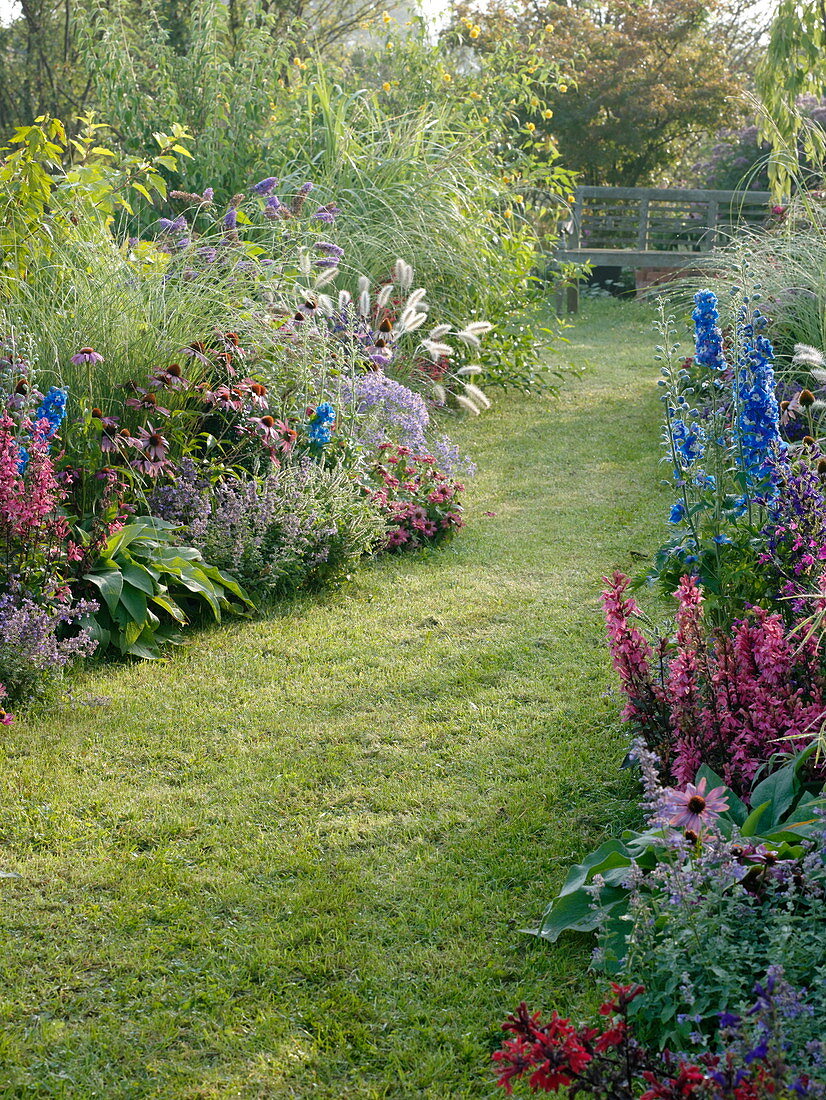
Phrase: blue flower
[
  {"left": 734, "top": 309, "right": 783, "bottom": 494},
  {"left": 692, "top": 289, "right": 728, "bottom": 372},
  {"left": 308, "top": 402, "right": 336, "bottom": 446},
  {"left": 669, "top": 502, "right": 686, "bottom": 524},
  {"left": 34, "top": 386, "right": 67, "bottom": 439}
]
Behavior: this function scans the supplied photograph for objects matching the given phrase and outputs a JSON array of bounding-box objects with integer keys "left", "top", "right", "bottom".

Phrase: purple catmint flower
[
  {"left": 223, "top": 208, "right": 238, "bottom": 231},
  {"left": 202, "top": 187, "right": 214, "bottom": 203}
]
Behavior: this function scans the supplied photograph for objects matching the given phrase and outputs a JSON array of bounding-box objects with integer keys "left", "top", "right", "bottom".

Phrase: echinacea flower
[
  {"left": 71, "top": 347, "right": 104, "bottom": 367},
  {"left": 133, "top": 425, "right": 169, "bottom": 463},
  {"left": 0, "top": 708, "right": 13, "bottom": 725},
  {"left": 661, "top": 778, "right": 729, "bottom": 832}
]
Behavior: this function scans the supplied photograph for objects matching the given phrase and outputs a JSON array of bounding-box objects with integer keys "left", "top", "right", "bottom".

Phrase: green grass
[{"left": 0, "top": 299, "right": 669, "bottom": 1098}]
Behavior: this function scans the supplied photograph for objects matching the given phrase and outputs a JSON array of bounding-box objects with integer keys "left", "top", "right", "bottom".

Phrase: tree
[
  {"left": 756, "top": 0, "right": 826, "bottom": 198},
  {"left": 452, "top": 0, "right": 744, "bottom": 187}
]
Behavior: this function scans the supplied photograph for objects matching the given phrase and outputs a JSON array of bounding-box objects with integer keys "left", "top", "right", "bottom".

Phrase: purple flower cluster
[
  {"left": 763, "top": 451, "right": 826, "bottom": 606},
  {"left": 340, "top": 372, "right": 475, "bottom": 476},
  {"left": 0, "top": 590, "right": 99, "bottom": 706}
]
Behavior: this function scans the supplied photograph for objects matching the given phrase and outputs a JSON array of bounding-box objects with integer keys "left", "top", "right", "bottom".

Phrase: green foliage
[
  {"left": 757, "top": 0, "right": 826, "bottom": 198},
  {"left": 533, "top": 749, "right": 825, "bottom": 951},
  {"left": 0, "top": 114, "right": 191, "bottom": 288},
  {"left": 454, "top": 0, "right": 744, "bottom": 187},
  {"left": 81, "top": 517, "right": 252, "bottom": 658}
]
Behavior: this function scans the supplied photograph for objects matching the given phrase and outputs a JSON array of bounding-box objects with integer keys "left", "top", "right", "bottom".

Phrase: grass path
[{"left": 0, "top": 300, "right": 669, "bottom": 1098}]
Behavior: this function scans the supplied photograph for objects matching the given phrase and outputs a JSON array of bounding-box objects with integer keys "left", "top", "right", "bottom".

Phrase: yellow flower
[
  {"left": 382, "top": 82, "right": 392, "bottom": 92},
  {"left": 530, "top": 97, "right": 539, "bottom": 107},
  {"left": 481, "top": 116, "right": 489, "bottom": 123},
  {"left": 544, "top": 23, "right": 554, "bottom": 33},
  {"left": 503, "top": 209, "right": 513, "bottom": 218},
  {"left": 558, "top": 83, "right": 568, "bottom": 93},
  {"left": 469, "top": 90, "right": 481, "bottom": 100},
  {"left": 525, "top": 121, "right": 536, "bottom": 132},
  {"left": 543, "top": 109, "right": 553, "bottom": 119},
  {"left": 442, "top": 71, "right": 452, "bottom": 82},
  {"left": 382, "top": 9, "right": 391, "bottom": 21},
  {"left": 502, "top": 174, "right": 512, "bottom": 183},
  {"left": 469, "top": 25, "right": 480, "bottom": 37},
  {"left": 516, "top": 194, "right": 524, "bottom": 203}
]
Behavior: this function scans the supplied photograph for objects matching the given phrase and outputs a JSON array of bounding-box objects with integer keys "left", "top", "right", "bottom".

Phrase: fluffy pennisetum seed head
[
  {"left": 358, "top": 275, "right": 370, "bottom": 297},
  {"left": 423, "top": 340, "right": 453, "bottom": 359},
  {"left": 429, "top": 323, "right": 452, "bottom": 339},
  {"left": 316, "top": 294, "right": 334, "bottom": 315},
  {"left": 406, "top": 288, "right": 427, "bottom": 310},
  {"left": 298, "top": 251, "right": 312, "bottom": 276},
  {"left": 313, "top": 266, "right": 339, "bottom": 289},
  {"left": 432, "top": 383, "right": 446, "bottom": 404},
  {"left": 457, "top": 364, "right": 483, "bottom": 376},
  {"left": 456, "top": 330, "right": 481, "bottom": 349},
  {"left": 793, "top": 343, "right": 826, "bottom": 367},
  {"left": 812, "top": 367, "right": 826, "bottom": 386},
  {"left": 454, "top": 394, "right": 480, "bottom": 416},
  {"left": 377, "top": 284, "right": 394, "bottom": 308},
  {"left": 359, "top": 290, "right": 371, "bottom": 317},
  {"left": 338, "top": 290, "right": 352, "bottom": 310},
  {"left": 394, "top": 259, "right": 414, "bottom": 291},
  {"left": 402, "top": 312, "right": 427, "bottom": 333},
  {"left": 463, "top": 382, "right": 491, "bottom": 409},
  {"left": 463, "top": 321, "right": 494, "bottom": 337},
  {"left": 800, "top": 389, "right": 816, "bottom": 407}
]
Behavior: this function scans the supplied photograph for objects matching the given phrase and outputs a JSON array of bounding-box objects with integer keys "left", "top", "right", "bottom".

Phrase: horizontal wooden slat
[
  {"left": 575, "top": 185, "right": 772, "bottom": 203},
  {"left": 556, "top": 249, "right": 713, "bottom": 268}
]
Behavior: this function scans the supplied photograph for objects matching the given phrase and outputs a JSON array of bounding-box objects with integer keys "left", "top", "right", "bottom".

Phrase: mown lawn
[{"left": 0, "top": 299, "right": 669, "bottom": 1098}]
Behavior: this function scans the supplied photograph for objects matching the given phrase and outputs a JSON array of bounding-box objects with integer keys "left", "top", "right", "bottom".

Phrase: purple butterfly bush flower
[
  {"left": 314, "top": 203, "right": 341, "bottom": 223},
  {"left": 251, "top": 176, "right": 278, "bottom": 195}
]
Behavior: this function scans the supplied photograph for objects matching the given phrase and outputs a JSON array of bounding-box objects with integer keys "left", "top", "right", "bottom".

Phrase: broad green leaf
[{"left": 84, "top": 568, "right": 123, "bottom": 616}]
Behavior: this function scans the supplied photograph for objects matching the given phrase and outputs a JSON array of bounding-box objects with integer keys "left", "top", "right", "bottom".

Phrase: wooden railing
[{"left": 555, "top": 185, "right": 773, "bottom": 268}]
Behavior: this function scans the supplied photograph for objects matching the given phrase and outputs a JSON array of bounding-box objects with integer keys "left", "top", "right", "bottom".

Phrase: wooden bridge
[{"left": 548, "top": 185, "right": 773, "bottom": 309}]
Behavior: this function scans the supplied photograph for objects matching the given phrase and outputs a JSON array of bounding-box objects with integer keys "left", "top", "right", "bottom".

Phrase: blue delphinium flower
[
  {"left": 734, "top": 305, "right": 783, "bottom": 494},
  {"left": 34, "top": 386, "right": 67, "bottom": 439},
  {"left": 692, "top": 289, "right": 728, "bottom": 372},
  {"left": 308, "top": 402, "right": 336, "bottom": 446},
  {"left": 669, "top": 502, "right": 686, "bottom": 524}
]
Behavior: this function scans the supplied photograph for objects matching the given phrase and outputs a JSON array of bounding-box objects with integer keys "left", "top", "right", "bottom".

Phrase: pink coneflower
[
  {"left": 133, "top": 425, "right": 169, "bottom": 462},
  {"left": 387, "top": 527, "right": 410, "bottom": 548},
  {"left": 70, "top": 347, "right": 104, "bottom": 366},
  {"left": 202, "top": 385, "right": 244, "bottom": 413},
  {"left": 147, "top": 363, "right": 189, "bottom": 390},
  {"left": 0, "top": 708, "right": 13, "bottom": 726},
  {"left": 661, "top": 778, "right": 729, "bottom": 832},
  {"left": 125, "top": 389, "right": 170, "bottom": 417}
]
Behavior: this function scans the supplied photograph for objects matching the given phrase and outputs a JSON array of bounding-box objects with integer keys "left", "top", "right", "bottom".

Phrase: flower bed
[
  {"left": 0, "top": 121, "right": 497, "bottom": 715},
  {"left": 493, "top": 287, "right": 826, "bottom": 1097}
]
